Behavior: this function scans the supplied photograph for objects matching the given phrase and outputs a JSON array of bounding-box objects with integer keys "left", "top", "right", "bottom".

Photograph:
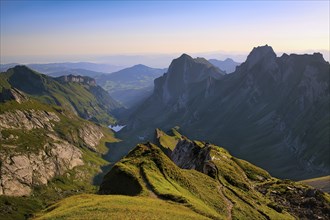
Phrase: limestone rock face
[
  {"left": 0, "top": 109, "right": 60, "bottom": 131},
  {"left": 0, "top": 138, "right": 83, "bottom": 196},
  {"left": 78, "top": 123, "right": 104, "bottom": 152},
  {"left": 0, "top": 88, "right": 28, "bottom": 103},
  {"left": 171, "top": 139, "right": 217, "bottom": 178},
  {"left": 0, "top": 107, "right": 104, "bottom": 196}
]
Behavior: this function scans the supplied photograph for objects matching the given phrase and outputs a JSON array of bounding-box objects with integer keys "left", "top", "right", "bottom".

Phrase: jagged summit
[
  {"left": 244, "top": 45, "right": 277, "bottom": 69},
  {"left": 280, "top": 52, "right": 327, "bottom": 64},
  {"left": 153, "top": 53, "right": 224, "bottom": 105},
  {"left": 173, "top": 53, "right": 217, "bottom": 68},
  {"left": 178, "top": 53, "right": 193, "bottom": 60}
]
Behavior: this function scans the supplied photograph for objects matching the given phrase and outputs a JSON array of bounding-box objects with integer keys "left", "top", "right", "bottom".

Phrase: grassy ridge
[{"left": 98, "top": 130, "right": 296, "bottom": 219}]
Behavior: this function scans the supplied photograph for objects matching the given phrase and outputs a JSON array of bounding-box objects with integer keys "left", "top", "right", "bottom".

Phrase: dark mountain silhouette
[{"left": 122, "top": 45, "right": 330, "bottom": 180}]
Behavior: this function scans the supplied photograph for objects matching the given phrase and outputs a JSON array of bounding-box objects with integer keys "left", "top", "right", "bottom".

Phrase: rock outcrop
[
  {"left": 0, "top": 109, "right": 60, "bottom": 131},
  {"left": 78, "top": 123, "right": 104, "bottom": 152},
  {"left": 0, "top": 106, "right": 105, "bottom": 196},
  {"left": 56, "top": 74, "right": 96, "bottom": 86},
  {"left": 0, "top": 88, "right": 28, "bottom": 103},
  {"left": 0, "top": 136, "right": 83, "bottom": 196},
  {"left": 171, "top": 139, "right": 215, "bottom": 176}
]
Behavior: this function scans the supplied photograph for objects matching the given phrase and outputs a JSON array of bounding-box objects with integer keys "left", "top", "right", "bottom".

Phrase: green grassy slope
[{"left": 34, "top": 194, "right": 209, "bottom": 220}]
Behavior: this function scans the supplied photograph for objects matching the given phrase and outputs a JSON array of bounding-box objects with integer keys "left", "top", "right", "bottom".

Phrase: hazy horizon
[
  {"left": 1, "top": 1, "right": 329, "bottom": 67},
  {"left": 1, "top": 48, "right": 329, "bottom": 69}
]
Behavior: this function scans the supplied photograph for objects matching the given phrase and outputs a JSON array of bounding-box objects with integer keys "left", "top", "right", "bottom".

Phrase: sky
[{"left": 0, "top": 0, "right": 329, "bottom": 66}]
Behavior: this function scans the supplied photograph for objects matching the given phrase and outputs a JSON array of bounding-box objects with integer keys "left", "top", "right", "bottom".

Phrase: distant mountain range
[
  {"left": 0, "top": 65, "right": 122, "bottom": 125},
  {"left": 208, "top": 58, "right": 241, "bottom": 73},
  {"left": 96, "top": 64, "right": 166, "bottom": 107},
  {"left": 121, "top": 45, "right": 330, "bottom": 180},
  {"left": 0, "top": 62, "right": 167, "bottom": 108},
  {"left": 1, "top": 60, "right": 241, "bottom": 108},
  {"left": 48, "top": 68, "right": 107, "bottom": 78},
  {"left": 0, "top": 62, "right": 123, "bottom": 75}
]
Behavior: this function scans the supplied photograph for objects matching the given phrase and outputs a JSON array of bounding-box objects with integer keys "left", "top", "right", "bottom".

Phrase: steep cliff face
[
  {"left": 154, "top": 54, "right": 224, "bottom": 106},
  {"left": 0, "top": 94, "right": 107, "bottom": 196},
  {"left": 124, "top": 45, "right": 330, "bottom": 179}
]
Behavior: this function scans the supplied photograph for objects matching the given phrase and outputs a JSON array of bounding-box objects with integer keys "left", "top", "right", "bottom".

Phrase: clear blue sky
[{"left": 0, "top": 1, "right": 329, "bottom": 64}]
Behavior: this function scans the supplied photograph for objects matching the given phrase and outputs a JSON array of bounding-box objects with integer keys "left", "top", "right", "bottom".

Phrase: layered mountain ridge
[
  {"left": 96, "top": 64, "right": 166, "bottom": 107},
  {"left": 1, "top": 65, "right": 122, "bottom": 125},
  {"left": 208, "top": 58, "right": 240, "bottom": 74},
  {"left": 123, "top": 45, "right": 330, "bottom": 179}
]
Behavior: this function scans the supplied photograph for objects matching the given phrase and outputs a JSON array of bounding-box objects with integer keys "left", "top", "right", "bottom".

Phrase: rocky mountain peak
[
  {"left": 156, "top": 53, "right": 224, "bottom": 105},
  {"left": 244, "top": 45, "right": 277, "bottom": 70},
  {"left": 178, "top": 53, "right": 193, "bottom": 60},
  {"left": 312, "top": 52, "right": 326, "bottom": 62}
]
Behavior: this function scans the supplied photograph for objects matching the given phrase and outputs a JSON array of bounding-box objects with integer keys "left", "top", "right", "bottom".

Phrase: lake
[{"left": 108, "top": 125, "right": 126, "bottom": 132}]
